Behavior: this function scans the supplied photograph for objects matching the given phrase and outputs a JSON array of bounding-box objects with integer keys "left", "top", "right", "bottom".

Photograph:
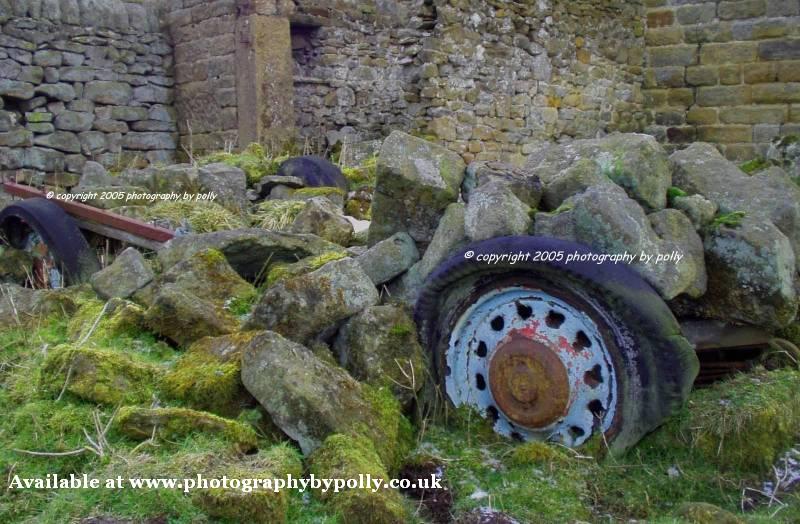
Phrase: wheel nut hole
[
  {"left": 568, "top": 426, "right": 585, "bottom": 439},
  {"left": 516, "top": 302, "right": 533, "bottom": 320},
  {"left": 588, "top": 399, "right": 604, "bottom": 418},
  {"left": 476, "top": 373, "right": 486, "bottom": 391},
  {"left": 545, "top": 310, "right": 565, "bottom": 329},
  {"left": 510, "top": 431, "right": 524, "bottom": 442},
  {"left": 490, "top": 316, "right": 505, "bottom": 331},
  {"left": 476, "top": 341, "right": 488, "bottom": 358},
  {"left": 445, "top": 365, "right": 452, "bottom": 377},
  {"left": 572, "top": 330, "right": 592, "bottom": 351},
  {"left": 583, "top": 364, "right": 603, "bottom": 389},
  {"left": 486, "top": 405, "right": 499, "bottom": 423}
]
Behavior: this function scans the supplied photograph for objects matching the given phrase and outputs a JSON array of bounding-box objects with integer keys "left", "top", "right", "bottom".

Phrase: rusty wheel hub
[
  {"left": 445, "top": 286, "right": 618, "bottom": 447},
  {"left": 488, "top": 335, "right": 570, "bottom": 429}
]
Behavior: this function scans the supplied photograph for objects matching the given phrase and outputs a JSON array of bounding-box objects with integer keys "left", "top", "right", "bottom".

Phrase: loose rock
[
  {"left": 90, "top": 247, "right": 154, "bottom": 299},
  {"left": 368, "top": 131, "right": 466, "bottom": 247},
  {"left": 465, "top": 180, "right": 532, "bottom": 242},
  {"left": 333, "top": 305, "right": 427, "bottom": 408},
  {"left": 290, "top": 197, "right": 354, "bottom": 246},
  {"left": 245, "top": 258, "right": 378, "bottom": 344},
  {"left": 355, "top": 232, "right": 420, "bottom": 286}
]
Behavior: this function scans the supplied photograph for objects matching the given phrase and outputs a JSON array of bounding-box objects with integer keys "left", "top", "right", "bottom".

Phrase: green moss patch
[
  {"left": 739, "top": 157, "right": 772, "bottom": 175},
  {"left": 40, "top": 346, "right": 162, "bottom": 405},
  {"left": 116, "top": 406, "right": 259, "bottom": 453},
  {"left": 264, "top": 251, "right": 348, "bottom": 288},
  {"left": 308, "top": 433, "right": 410, "bottom": 524},
  {"left": 161, "top": 332, "right": 258, "bottom": 416}
]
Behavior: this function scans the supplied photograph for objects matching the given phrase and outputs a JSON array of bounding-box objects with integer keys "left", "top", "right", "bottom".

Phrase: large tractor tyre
[
  {"left": 414, "top": 236, "right": 699, "bottom": 456},
  {"left": 0, "top": 198, "right": 100, "bottom": 286}
]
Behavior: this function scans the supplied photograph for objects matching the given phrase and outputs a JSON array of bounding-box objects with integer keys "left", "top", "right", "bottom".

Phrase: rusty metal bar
[{"left": 2, "top": 181, "right": 175, "bottom": 244}]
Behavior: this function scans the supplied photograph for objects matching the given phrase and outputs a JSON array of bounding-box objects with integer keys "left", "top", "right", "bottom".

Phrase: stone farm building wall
[
  {"left": 642, "top": 0, "right": 800, "bottom": 160},
  {"left": 2, "top": 0, "right": 800, "bottom": 179},
  {"left": 0, "top": 0, "right": 176, "bottom": 183}
]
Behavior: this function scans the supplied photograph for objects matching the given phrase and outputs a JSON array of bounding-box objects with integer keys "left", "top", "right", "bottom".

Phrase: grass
[
  {"left": 144, "top": 200, "right": 247, "bottom": 233},
  {"left": 198, "top": 143, "right": 291, "bottom": 185},
  {"left": 710, "top": 210, "right": 747, "bottom": 229},
  {"left": 251, "top": 200, "right": 306, "bottom": 230},
  {"left": 2, "top": 292, "right": 799, "bottom": 522}
]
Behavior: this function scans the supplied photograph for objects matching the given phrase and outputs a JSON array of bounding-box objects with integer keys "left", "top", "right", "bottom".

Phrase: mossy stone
[
  {"left": 40, "top": 346, "right": 161, "bottom": 405},
  {"left": 308, "top": 434, "right": 410, "bottom": 524},
  {"left": 116, "top": 407, "right": 259, "bottom": 453}
]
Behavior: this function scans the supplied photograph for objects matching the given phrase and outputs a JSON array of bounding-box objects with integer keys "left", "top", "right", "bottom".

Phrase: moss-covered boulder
[
  {"left": 290, "top": 186, "right": 347, "bottom": 208},
  {"left": 116, "top": 407, "right": 258, "bottom": 453},
  {"left": 137, "top": 248, "right": 254, "bottom": 309},
  {"left": 368, "top": 131, "right": 466, "bottom": 248},
  {"left": 245, "top": 258, "right": 378, "bottom": 345},
  {"left": 192, "top": 443, "right": 303, "bottom": 523},
  {"left": 90, "top": 247, "right": 154, "bottom": 299},
  {"left": 241, "top": 331, "right": 412, "bottom": 469},
  {"left": 157, "top": 228, "right": 341, "bottom": 280},
  {"left": 333, "top": 305, "right": 426, "bottom": 409},
  {"left": 144, "top": 284, "right": 239, "bottom": 346},
  {"left": 161, "top": 332, "right": 258, "bottom": 416},
  {"left": 674, "top": 502, "right": 744, "bottom": 524},
  {"left": 525, "top": 133, "right": 672, "bottom": 212},
  {"left": 308, "top": 434, "right": 410, "bottom": 524},
  {"left": 682, "top": 368, "right": 800, "bottom": 473},
  {"left": 674, "top": 217, "right": 797, "bottom": 329},
  {"left": 538, "top": 157, "right": 613, "bottom": 210},
  {"left": 289, "top": 197, "right": 354, "bottom": 246},
  {"left": 66, "top": 297, "right": 146, "bottom": 343},
  {"left": 40, "top": 346, "right": 162, "bottom": 405},
  {"left": 263, "top": 251, "right": 348, "bottom": 288}
]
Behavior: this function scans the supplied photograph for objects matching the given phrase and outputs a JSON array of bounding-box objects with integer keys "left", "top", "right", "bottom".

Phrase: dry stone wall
[
  {"left": 292, "top": 0, "right": 647, "bottom": 164},
  {"left": 0, "top": 0, "right": 176, "bottom": 184},
  {"left": 643, "top": 0, "right": 800, "bottom": 160}
]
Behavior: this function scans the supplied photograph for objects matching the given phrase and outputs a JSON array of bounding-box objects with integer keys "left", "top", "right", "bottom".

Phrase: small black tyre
[
  {"left": 414, "top": 235, "right": 698, "bottom": 455},
  {"left": 0, "top": 198, "right": 100, "bottom": 285}
]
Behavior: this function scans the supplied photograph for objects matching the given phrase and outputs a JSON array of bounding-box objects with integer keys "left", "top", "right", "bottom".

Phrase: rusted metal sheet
[{"left": 2, "top": 181, "right": 175, "bottom": 244}]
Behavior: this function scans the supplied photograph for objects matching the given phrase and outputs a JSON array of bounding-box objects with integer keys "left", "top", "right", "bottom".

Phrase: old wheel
[
  {"left": 0, "top": 198, "right": 99, "bottom": 286},
  {"left": 415, "top": 236, "right": 699, "bottom": 455}
]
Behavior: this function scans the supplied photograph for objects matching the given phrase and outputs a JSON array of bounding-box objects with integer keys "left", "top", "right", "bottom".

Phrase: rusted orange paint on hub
[{"left": 488, "top": 334, "right": 570, "bottom": 429}]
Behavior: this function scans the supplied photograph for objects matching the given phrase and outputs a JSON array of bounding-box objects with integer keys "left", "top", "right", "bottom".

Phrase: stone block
[
  {"left": 719, "top": 105, "right": 787, "bottom": 124},
  {"left": 667, "top": 87, "right": 695, "bottom": 107},
  {"left": 777, "top": 61, "right": 800, "bottom": 82},
  {"left": 700, "top": 42, "right": 758, "bottom": 64},
  {"left": 653, "top": 66, "right": 686, "bottom": 87},
  {"left": 686, "top": 65, "right": 719, "bottom": 86},
  {"left": 766, "top": 0, "right": 800, "bottom": 16},
  {"left": 697, "top": 125, "right": 753, "bottom": 143},
  {"left": 759, "top": 39, "right": 800, "bottom": 61},
  {"left": 84, "top": 81, "right": 132, "bottom": 105},
  {"left": 752, "top": 83, "right": 800, "bottom": 104},
  {"left": 646, "top": 27, "right": 685, "bottom": 46},
  {"left": 649, "top": 45, "right": 697, "bottom": 67},
  {"left": 718, "top": 0, "right": 766, "bottom": 20},
  {"left": 696, "top": 85, "right": 752, "bottom": 106},
  {"left": 676, "top": 4, "right": 716, "bottom": 24},
  {"left": 687, "top": 106, "right": 718, "bottom": 124},
  {"left": 719, "top": 64, "right": 741, "bottom": 85},
  {"left": 744, "top": 62, "right": 777, "bottom": 84},
  {"left": 647, "top": 9, "right": 675, "bottom": 27}
]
